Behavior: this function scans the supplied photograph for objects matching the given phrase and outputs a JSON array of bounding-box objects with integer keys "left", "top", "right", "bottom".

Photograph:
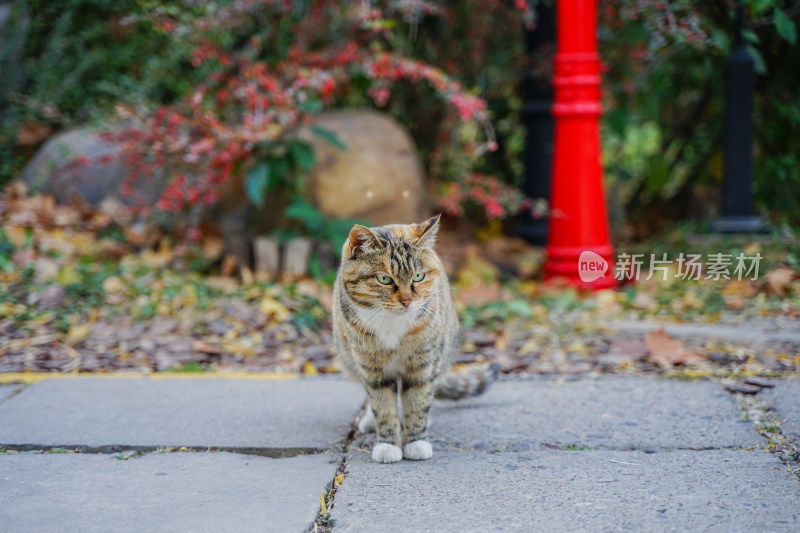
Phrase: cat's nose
[{"left": 400, "top": 299, "right": 412, "bottom": 308}]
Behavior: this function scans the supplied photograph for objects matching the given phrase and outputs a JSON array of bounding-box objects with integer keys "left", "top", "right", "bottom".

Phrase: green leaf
[
  {"left": 290, "top": 141, "right": 315, "bottom": 171},
  {"left": 748, "top": 0, "right": 773, "bottom": 17},
  {"left": 742, "top": 29, "right": 759, "bottom": 45},
  {"left": 271, "top": 157, "right": 291, "bottom": 183},
  {"left": 245, "top": 162, "right": 270, "bottom": 208},
  {"left": 746, "top": 44, "right": 767, "bottom": 75},
  {"left": 774, "top": 8, "right": 797, "bottom": 44},
  {"left": 645, "top": 155, "right": 670, "bottom": 194},
  {"left": 310, "top": 125, "right": 347, "bottom": 151},
  {"left": 607, "top": 109, "right": 627, "bottom": 136},
  {"left": 298, "top": 96, "right": 323, "bottom": 114},
  {"left": 710, "top": 28, "right": 730, "bottom": 52},
  {"left": 285, "top": 198, "right": 325, "bottom": 232}
]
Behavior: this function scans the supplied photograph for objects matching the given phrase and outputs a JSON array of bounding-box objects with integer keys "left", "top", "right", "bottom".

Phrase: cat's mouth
[{"left": 386, "top": 301, "right": 424, "bottom": 315}]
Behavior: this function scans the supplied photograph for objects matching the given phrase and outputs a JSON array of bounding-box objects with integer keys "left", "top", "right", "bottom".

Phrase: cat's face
[{"left": 339, "top": 216, "right": 442, "bottom": 314}]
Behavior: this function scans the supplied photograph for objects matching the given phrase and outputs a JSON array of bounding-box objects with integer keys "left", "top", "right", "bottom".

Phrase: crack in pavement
[
  {"left": 0, "top": 443, "right": 331, "bottom": 459},
  {"left": 726, "top": 381, "right": 800, "bottom": 482},
  {"left": 310, "top": 402, "right": 364, "bottom": 533},
  {"left": 0, "top": 384, "right": 27, "bottom": 406}
]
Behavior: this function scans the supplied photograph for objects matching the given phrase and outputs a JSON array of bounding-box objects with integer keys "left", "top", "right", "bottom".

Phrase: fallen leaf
[
  {"left": 596, "top": 290, "right": 620, "bottom": 312},
  {"left": 66, "top": 323, "right": 93, "bottom": 346},
  {"left": 240, "top": 266, "right": 254, "bottom": 285},
  {"left": 17, "top": 121, "right": 53, "bottom": 146},
  {"left": 632, "top": 291, "right": 657, "bottom": 310},
  {"left": 259, "top": 297, "right": 291, "bottom": 322},
  {"left": 102, "top": 276, "right": 125, "bottom": 295},
  {"left": 644, "top": 329, "right": 705, "bottom": 369},
  {"left": 221, "top": 255, "right": 237, "bottom": 277},
  {"left": 140, "top": 240, "right": 173, "bottom": 269},
  {"left": 722, "top": 280, "right": 757, "bottom": 309},
  {"left": 317, "top": 287, "right": 333, "bottom": 313},
  {"left": 764, "top": 267, "right": 794, "bottom": 296},
  {"left": 57, "top": 265, "right": 81, "bottom": 285},
  {"left": 192, "top": 341, "right": 221, "bottom": 355},
  {"left": 123, "top": 222, "right": 150, "bottom": 247},
  {"left": 608, "top": 338, "right": 648, "bottom": 360},
  {"left": 456, "top": 281, "right": 503, "bottom": 306},
  {"left": 202, "top": 236, "right": 224, "bottom": 260},
  {"left": 494, "top": 331, "right": 509, "bottom": 351},
  {"left": 303, "top": 360, "right": 319, "bottom": 376},
  {"left": 456, "top": 245, "right": 499, "bottom": 287}
]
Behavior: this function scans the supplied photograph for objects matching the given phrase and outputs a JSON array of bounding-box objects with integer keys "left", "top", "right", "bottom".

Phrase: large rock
[
  {"left": 20, "top": 128, "right": 162, "bottom": 206},
  {"left": 18, "top": 110, "right": 427, "bottom": 266},
  {"left": 301, "top": 109, "right": 426, "bottom": 225},
  {"left": 20, "top": 111, "right": 426, "bottom": 226}
]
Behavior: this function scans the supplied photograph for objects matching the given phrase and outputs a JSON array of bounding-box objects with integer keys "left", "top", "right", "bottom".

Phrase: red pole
[{"left": 544, "top": 0, "right": 615, "bottom": 289}]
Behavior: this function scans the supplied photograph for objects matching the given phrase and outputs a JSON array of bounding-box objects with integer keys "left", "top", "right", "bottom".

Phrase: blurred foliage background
[
  {"left": 0, "top": 0, "right": 798, "bottom": 234},
  {"left": 1, "top": 1, "right": 799, "bottom": 376}
]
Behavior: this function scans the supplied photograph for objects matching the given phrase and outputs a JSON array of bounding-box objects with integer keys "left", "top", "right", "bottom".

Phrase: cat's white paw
[
  {"left": 372, "top": 443, "right": 403, "bottom": 463},
  {"left": 358, "top": 407, "right": 376, "bottom": 433},
  {"left": 403, "top": 440, "right": 433, "bottom": 461}
]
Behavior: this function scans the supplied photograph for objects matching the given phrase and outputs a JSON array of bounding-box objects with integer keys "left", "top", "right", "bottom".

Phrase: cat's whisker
[{"left": 358, "top": 306, "right": 384, "bottom": 351}]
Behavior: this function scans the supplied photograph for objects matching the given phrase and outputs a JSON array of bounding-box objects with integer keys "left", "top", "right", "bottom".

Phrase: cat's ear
[
  {"left": 414, "top": 214, "right": 441, "bottom": 248},
  {"left": 344, "top": 224, "right": 381, "bottom": 258}
]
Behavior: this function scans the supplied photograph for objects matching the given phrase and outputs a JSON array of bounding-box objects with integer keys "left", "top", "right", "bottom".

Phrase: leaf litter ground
[{"left": 1, "top": 182, "right": 799, "bottom": 379}]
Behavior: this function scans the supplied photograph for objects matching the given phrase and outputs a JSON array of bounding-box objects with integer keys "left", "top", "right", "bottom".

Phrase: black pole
[
  {"left": 516, "top": 3, "right": 555, "bottom": 245},
  {"left": 714, "top": 0, "right": 766, "bottom": 233}
]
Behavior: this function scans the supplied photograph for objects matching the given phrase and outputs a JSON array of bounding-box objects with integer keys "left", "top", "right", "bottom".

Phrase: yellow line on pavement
[{"left": 0, "top": 371, "right": 299, "bottom": 385}]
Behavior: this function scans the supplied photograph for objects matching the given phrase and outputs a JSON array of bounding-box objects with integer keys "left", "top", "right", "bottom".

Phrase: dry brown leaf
[
  {"left": 317, "top": 287, "right": 333, "bottom": 313},
  {"left": 632, "top": 291, "right": 657, "bottom": 310},
  {"left": 608, "top": 338, "right": 649, "bottom": 360},
  {"left": 17, "top": 121, "right": 53, "bottom": 146},
  {"left": 202, "top": 236, "right": 224, "bottom": 261},
  {"left": 764, "top": 267, "right": 795, "bottom": 296},
  {"left": 221, "top": 255, "right": 237, "bottom": 277},
  {"left": 192, "top": 341, "right": 221, "bottom": 355},
  {"left": 206, "top": 276, "right": 239, "bottom": 294},
  {"left": 494, "top": 330, "right": 509, "bottom": 351},
  {"left": 456, "top": 281, "right": 503, "bottom": 306},
  {"left": 722, "top": 280, "right": 758, "bottom": 309},
  {"left": 644, "top": 329, "right": 705, "bottom": 369},
  {"left": 123, "top": 222, "right": 150, "bottom": 247},
  {"left": 240, "top": 266, "right": 254, "bottom": 285}
]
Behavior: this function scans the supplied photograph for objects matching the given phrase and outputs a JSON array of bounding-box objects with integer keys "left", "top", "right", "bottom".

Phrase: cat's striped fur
[{"left": 332, "top": 215, "right": 497, "bottom": 463}]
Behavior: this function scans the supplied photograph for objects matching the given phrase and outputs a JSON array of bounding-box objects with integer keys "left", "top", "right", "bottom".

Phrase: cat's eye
[
  {"left": 412, "top": 272, "right": 425, "bottom": 282},
  {"left": 377, "top": 275, "right": 393, "bottom": 285}
]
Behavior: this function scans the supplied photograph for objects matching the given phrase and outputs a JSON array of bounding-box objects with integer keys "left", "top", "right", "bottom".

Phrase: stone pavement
[{"left": 0, "top": 375, "right": 798, "bottom": 532}]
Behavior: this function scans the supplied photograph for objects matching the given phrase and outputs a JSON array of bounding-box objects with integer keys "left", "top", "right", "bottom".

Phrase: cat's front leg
[
  {"left": 401, "top": 378, "right": 434, "bottom": 461},
  {"left": 366, "top": 381, "right": 402, "bottom": 463}
]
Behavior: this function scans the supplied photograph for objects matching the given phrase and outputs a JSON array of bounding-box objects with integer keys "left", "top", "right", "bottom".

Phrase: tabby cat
[{"left": 332, "top": 215, "right": 498, "bottom": 463}]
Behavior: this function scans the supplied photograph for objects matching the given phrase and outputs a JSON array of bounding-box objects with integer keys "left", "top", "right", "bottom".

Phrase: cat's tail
[{"left": 433, "top": 363, "right": 500, "bottom": 400}]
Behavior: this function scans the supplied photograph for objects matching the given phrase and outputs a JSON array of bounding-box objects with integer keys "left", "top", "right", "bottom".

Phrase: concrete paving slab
[
  {"left": 605, "top": 320, "right": 800, "bottom": 344},
  {"left": 763, "top": 380, "right": 800, "bottom": 439},
  {"left": 333, "top": 449, "right": 800, "bottom": 533},
  {"left": 0, "top": 384, "right": 19, "bottom": 403},
  {"left": 0, "top": 377, "right": 363, "bottom": 451},
  {"left": 426, "top": 377, "right": 760, "bottom": 451},
  {"left": 0, "top": 451, "right": 336, "bottom": 533}
]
